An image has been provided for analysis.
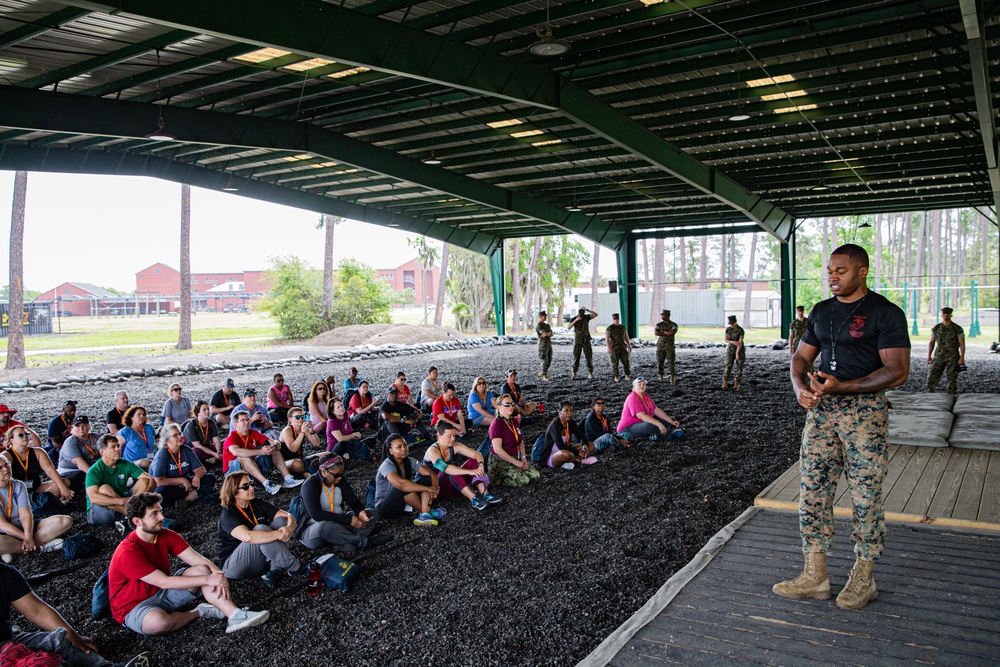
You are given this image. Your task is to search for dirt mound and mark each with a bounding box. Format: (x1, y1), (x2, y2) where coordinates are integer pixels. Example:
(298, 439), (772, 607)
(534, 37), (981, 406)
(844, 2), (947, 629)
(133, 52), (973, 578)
(310, 323), (465, 347)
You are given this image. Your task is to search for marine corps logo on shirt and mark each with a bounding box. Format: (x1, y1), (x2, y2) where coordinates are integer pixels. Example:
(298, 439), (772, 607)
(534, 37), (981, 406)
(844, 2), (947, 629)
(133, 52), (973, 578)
(849, 315), (867, 338)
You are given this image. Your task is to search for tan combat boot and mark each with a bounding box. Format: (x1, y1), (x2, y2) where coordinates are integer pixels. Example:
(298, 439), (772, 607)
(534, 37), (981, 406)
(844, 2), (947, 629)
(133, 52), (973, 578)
(670, 373), (676, 385)
(541, 374), (548, 381)
(836, 559), (877, 610)
(659, 373), (665, 381)
(625, 375), (632, 383)
(538, 371), (544, 378)
(588, 372), (594, 379)
(772, 552), (831, 600)
(734, 379), (741, 389)
(721, 379), (729, 389)
(613, 376), (621, 383)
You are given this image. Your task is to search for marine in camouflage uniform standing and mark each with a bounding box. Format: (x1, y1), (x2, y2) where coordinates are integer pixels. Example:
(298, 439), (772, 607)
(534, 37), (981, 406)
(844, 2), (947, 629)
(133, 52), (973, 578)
(604, 313), (632, 382)
(568, 306), (597, 380)
(654, 309), (679, 383)
(535, 311), (553, 381)
(774, 244), (910, 611)
(927, 307), (965, 394)
(789, 305), (808, 354)
(722, 315), (745, 389)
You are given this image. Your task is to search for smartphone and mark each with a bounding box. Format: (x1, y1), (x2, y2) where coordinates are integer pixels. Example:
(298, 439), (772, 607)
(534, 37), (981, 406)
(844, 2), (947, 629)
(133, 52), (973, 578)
(303, 414), (311, 422)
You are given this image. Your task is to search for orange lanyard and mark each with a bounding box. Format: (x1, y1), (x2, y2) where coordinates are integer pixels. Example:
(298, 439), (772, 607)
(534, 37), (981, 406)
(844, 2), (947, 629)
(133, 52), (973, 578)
(168, 448), (184, 475)
(197, 420), (211, 444)
(639, 393), (653, 413)
(78, 435), (97, 459)
(0, 483), (12, 519)
(502, 419), (521, 445)
(562, 421), (570, 445)
(234, 503), (257, 527)
(59, 414), (69, 431)
(10, 449), (29, 475)
(134, 426), (148, 446)
(323, 483), (337, 512)
(596, 413), (609, 432)
(235, 432), (252, 448)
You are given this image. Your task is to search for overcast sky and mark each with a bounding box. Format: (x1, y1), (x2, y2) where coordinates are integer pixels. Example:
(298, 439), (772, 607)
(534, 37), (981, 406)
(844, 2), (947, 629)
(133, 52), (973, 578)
(0, 170), (646, 293)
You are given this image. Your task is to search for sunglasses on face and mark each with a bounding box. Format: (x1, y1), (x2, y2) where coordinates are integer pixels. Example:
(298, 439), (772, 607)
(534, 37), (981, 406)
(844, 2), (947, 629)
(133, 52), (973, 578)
(499, 402), (514, 408)
(328, 473), (343, 481)
(595, 402), (606, 406)
(237, 483), (253, 491)
(14, 433), (28, 439)
(291, 415), (305, 421)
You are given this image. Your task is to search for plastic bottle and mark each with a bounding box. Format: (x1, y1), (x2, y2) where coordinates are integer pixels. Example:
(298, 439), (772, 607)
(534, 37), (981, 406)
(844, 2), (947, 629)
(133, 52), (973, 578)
(306, 561), (322, 597)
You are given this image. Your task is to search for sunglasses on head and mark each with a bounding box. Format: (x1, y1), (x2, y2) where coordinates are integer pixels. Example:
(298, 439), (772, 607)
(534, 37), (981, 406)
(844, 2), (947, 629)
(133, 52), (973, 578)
(237, 483), (253, 491)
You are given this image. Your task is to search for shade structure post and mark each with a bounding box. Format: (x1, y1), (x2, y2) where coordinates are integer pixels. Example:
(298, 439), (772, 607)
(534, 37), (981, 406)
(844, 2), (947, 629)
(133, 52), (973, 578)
(780, 234), (796, 339)
(616, 236), (638, 339)
(489, 244), (506, 336)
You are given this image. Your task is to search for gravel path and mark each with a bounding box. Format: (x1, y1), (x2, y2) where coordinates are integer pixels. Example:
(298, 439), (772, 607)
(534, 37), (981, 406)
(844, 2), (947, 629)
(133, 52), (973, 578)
(6, 343), (999, 666)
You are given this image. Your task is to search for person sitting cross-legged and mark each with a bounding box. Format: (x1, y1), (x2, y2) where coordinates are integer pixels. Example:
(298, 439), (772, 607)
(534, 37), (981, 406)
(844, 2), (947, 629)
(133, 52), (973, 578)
(0, 561), (152, 667)
(108, 492), (269, 636)
(0, 457), (71, 564)
(222, 413), (304, 496)
(216, 472), (306, 589)
(56, 415), (101, 492)
(277, 407), (317, 477)
(347, 381), (380, 430)
(616, 377), (681, 442)
(430, 383), (467, 437)
(298, 455), (391, 557)
(116, 405), (157, 471)
(182, 401), (223, 466)
(85, 435), (155, 526)
(373, 436), (442, 527)
(149, 424), (215, 509)
(535, 401), (597, 470)
(423, 422), (502, 512)
(583, 397), (630, 453)
(2, 426), (74, 504)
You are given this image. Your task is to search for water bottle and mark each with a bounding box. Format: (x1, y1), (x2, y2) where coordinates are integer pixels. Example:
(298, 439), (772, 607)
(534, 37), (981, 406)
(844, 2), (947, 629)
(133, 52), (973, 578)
(306, 561), (322, 597)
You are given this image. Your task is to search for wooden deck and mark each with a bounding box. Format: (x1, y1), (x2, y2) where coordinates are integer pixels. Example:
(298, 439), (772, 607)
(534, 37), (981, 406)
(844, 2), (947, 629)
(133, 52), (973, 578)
(755, 445), (1000, 531)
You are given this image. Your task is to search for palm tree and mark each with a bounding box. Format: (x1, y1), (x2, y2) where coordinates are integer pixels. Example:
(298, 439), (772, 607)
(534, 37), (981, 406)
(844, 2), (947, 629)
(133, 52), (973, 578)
(407, 236), (439, 324)
(5, 171), (27, 369)
(177, 184), (192, 350)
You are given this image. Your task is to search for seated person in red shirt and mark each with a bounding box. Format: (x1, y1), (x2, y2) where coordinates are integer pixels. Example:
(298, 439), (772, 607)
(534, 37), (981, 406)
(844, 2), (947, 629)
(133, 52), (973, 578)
(431, 383), (467, 437)
(0, 405), (40, 449)
(222, 413), (304, 496)
(108, 492), (269, 636)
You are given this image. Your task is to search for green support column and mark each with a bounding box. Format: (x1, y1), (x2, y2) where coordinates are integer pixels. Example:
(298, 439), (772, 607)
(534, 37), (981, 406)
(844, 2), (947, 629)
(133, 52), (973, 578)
(780, 234), (796, 338)
(616, 236), (638, 339)
(489, 244), (506, 336)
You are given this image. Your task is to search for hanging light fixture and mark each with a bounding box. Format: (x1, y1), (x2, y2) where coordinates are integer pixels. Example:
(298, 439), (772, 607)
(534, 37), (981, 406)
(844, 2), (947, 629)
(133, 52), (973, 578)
(423, 133), (441, 165)
(859, 220), (872, 228)
(528, 0), (570, 57)
(566, 180), (582, 211)
(728, 101), (750, 122)
(222, 175), (239, 192)
(811, 176), (830, 191)
(145, 50), (175, 141)
(728, 53), (750, 121)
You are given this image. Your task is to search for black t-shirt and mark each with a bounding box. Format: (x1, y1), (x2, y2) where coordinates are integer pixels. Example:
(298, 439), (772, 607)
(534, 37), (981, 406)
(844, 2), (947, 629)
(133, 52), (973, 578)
(0, 564), (32, 641)
(496, 382), (523, 406)
(182, 418), (219, 448)
(801, 291), (909, 383)
(216, 498), (279, 564)
(584, 411), (613, 442)
(210, 389), (238, 412)
(380, 400), (415, 422)
(106, 407), (125, 432)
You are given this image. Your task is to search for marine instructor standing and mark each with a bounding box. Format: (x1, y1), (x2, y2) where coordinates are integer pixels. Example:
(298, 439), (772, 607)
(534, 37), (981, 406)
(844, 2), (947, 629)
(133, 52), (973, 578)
(774, 244), (909, 611)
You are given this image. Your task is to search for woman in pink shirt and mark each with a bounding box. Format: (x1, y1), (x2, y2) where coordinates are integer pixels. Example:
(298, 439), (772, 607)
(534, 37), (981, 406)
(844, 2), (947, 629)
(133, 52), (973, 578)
(266, 373), (294, 425)
(616, 377), (680, 442)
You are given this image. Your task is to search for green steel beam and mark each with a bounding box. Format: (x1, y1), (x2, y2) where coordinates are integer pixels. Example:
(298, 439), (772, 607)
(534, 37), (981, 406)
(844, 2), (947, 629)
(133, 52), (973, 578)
(630, 224), (762, 241)
(0, 86), (622, 248)
(780, 234), (796, 339)
(489, 245), (506, 336)
(616, 237), (639, 339)
(0, 7), (90, 49)
(58, 0), (794, 240)
(16, 29), (195, 89)
(960, 0), (1000, 215)
(0, 143), (498, 254)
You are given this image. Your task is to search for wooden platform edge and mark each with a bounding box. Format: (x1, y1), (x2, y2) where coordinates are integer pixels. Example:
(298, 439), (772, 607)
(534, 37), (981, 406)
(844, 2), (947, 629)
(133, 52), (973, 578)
(576, 506), (763, 667)
(753, 497), (1000, 532)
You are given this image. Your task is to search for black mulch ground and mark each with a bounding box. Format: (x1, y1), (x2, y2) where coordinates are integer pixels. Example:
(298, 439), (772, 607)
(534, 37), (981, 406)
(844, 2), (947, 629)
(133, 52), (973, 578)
(6, 344), (998, 666)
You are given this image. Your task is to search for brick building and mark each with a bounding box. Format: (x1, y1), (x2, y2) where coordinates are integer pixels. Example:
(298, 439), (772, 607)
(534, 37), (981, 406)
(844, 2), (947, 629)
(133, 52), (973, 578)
(377, 258), (439, 306)
(135, 263), (269, 312)
(34, 282), (123, 317)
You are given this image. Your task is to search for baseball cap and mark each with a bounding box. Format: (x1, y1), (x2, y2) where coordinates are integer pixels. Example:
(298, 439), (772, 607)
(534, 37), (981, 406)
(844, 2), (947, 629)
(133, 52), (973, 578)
(387, 386), (399, 395)
(941, 307), (954, 314)
(225, 378), (236, 388)
(64, 400), (78, 406)
(0, 405), (16, 416)
(507, 369), (517, 377)
(73, 415), (90, 426)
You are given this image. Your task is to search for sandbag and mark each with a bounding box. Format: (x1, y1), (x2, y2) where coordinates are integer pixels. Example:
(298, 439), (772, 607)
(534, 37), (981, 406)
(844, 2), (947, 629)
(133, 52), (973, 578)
(952, 393), (1000, 416)
(885, 390), (954, 413)
(947, 414), (1000, 451)
(888, 411), (952, 448)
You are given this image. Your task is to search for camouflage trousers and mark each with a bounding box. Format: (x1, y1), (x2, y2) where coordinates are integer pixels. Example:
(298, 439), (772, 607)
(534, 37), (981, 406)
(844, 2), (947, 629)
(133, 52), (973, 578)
(487, 456), (540, 488)
(656, 344), (675, 376)
(927, 352), (959, 394)
(573, 338), (594, 373)
(724, 346), (745, 382)
(799, 391), (888, 561)
(538, 344), (552, 375)
(609, 348), (631, 378)
(790, 337), (802, 353)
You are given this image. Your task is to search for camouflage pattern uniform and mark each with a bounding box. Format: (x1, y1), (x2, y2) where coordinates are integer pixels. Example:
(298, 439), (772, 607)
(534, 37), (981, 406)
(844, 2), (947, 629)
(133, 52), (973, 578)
(927, 322), (964, 394)
(799, 392), (888, 560)
(789, 318), (808, 353)
(655, 318), (678, 377)
(488, 455), (540, 488)
(535, 320), (553, 376)
(605, 322), (631, 379)
(724, 324), (746, 383)
(572, 313), (595, 374)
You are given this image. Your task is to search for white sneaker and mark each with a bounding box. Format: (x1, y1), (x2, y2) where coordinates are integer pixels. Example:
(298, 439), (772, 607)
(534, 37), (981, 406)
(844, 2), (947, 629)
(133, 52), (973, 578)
(226, 608), (270, 633)
(282, 476), (304, 489)
(196, 603), (227, 620)
(264, 481), (281, 495)
(1, 554), (11, 564)
(39, 538), (64, 553)
(561, 462), (576, 470)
